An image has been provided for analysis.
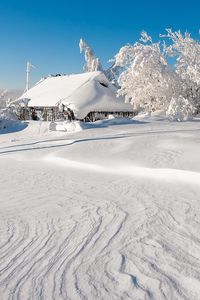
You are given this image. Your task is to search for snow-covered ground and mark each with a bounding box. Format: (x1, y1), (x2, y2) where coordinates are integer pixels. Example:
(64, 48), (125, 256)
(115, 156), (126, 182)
(0, 117), (200, 299)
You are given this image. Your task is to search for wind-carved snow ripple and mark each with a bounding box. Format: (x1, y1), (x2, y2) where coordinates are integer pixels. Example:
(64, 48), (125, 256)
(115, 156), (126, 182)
(106, 179), (200, 300)
(1, 172), (200, 299)
(0, 197), (129, 300)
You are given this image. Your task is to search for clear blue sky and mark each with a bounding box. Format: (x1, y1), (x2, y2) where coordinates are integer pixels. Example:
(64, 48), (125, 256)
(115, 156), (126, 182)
(0, 0), (199, 89)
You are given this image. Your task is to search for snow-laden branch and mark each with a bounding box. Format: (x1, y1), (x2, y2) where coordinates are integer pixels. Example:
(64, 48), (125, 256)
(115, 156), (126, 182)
(79, 38), (103, 72)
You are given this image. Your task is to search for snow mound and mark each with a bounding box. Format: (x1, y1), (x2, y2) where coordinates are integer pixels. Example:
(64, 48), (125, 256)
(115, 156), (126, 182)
(133, 110), (168, 122)
(50, 116), (142, 133)
(0, 108), (20, 131)
(49, 120), (84, 132)
(94, 115), (138, 126)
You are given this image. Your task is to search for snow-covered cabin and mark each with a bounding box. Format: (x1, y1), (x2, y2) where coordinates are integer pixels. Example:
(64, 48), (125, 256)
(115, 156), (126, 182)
(12, 71), (133, 121)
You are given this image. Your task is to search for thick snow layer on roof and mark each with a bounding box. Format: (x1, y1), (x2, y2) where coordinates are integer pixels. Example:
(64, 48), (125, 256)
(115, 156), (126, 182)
(16, 71), (133, 119)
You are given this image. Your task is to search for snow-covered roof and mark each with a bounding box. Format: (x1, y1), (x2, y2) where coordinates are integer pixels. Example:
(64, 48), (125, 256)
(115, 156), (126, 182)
(16, 71), (133, 119)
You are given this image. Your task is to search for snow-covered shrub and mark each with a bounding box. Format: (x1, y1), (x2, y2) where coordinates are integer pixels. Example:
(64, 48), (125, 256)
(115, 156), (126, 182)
(166, 96), (195, 121)
(0, 108), (20, 130)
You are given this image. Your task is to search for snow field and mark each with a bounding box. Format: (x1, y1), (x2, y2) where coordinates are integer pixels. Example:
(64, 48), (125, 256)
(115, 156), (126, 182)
(0, 119), (200, 299)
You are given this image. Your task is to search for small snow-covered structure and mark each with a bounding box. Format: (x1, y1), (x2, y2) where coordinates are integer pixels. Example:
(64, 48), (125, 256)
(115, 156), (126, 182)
(12, 71), (133, 121)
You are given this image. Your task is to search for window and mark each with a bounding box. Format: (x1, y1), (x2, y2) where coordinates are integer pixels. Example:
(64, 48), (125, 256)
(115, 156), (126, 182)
(99, 81), (108, 88)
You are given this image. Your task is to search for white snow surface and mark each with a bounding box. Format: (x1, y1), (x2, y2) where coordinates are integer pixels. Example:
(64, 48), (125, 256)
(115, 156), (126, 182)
(15, 72), (133, 119)
(0, 117), (200, 299)
(50, 120), (84, 132)
(49, 116), (135, 133)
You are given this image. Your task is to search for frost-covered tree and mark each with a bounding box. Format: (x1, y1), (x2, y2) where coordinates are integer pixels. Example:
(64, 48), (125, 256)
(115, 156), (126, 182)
(79, 38), (103, 72)
(0, 108), (20, 130)
(0, 89), (22, 108)
(166, 95), (195, 121)
(162, 29), (200, 112)
(112, 32), (181, 112)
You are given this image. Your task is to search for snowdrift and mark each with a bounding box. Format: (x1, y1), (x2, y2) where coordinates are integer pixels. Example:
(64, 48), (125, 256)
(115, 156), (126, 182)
(49, 120), (84, 132)
(50, 115), (143, 133)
